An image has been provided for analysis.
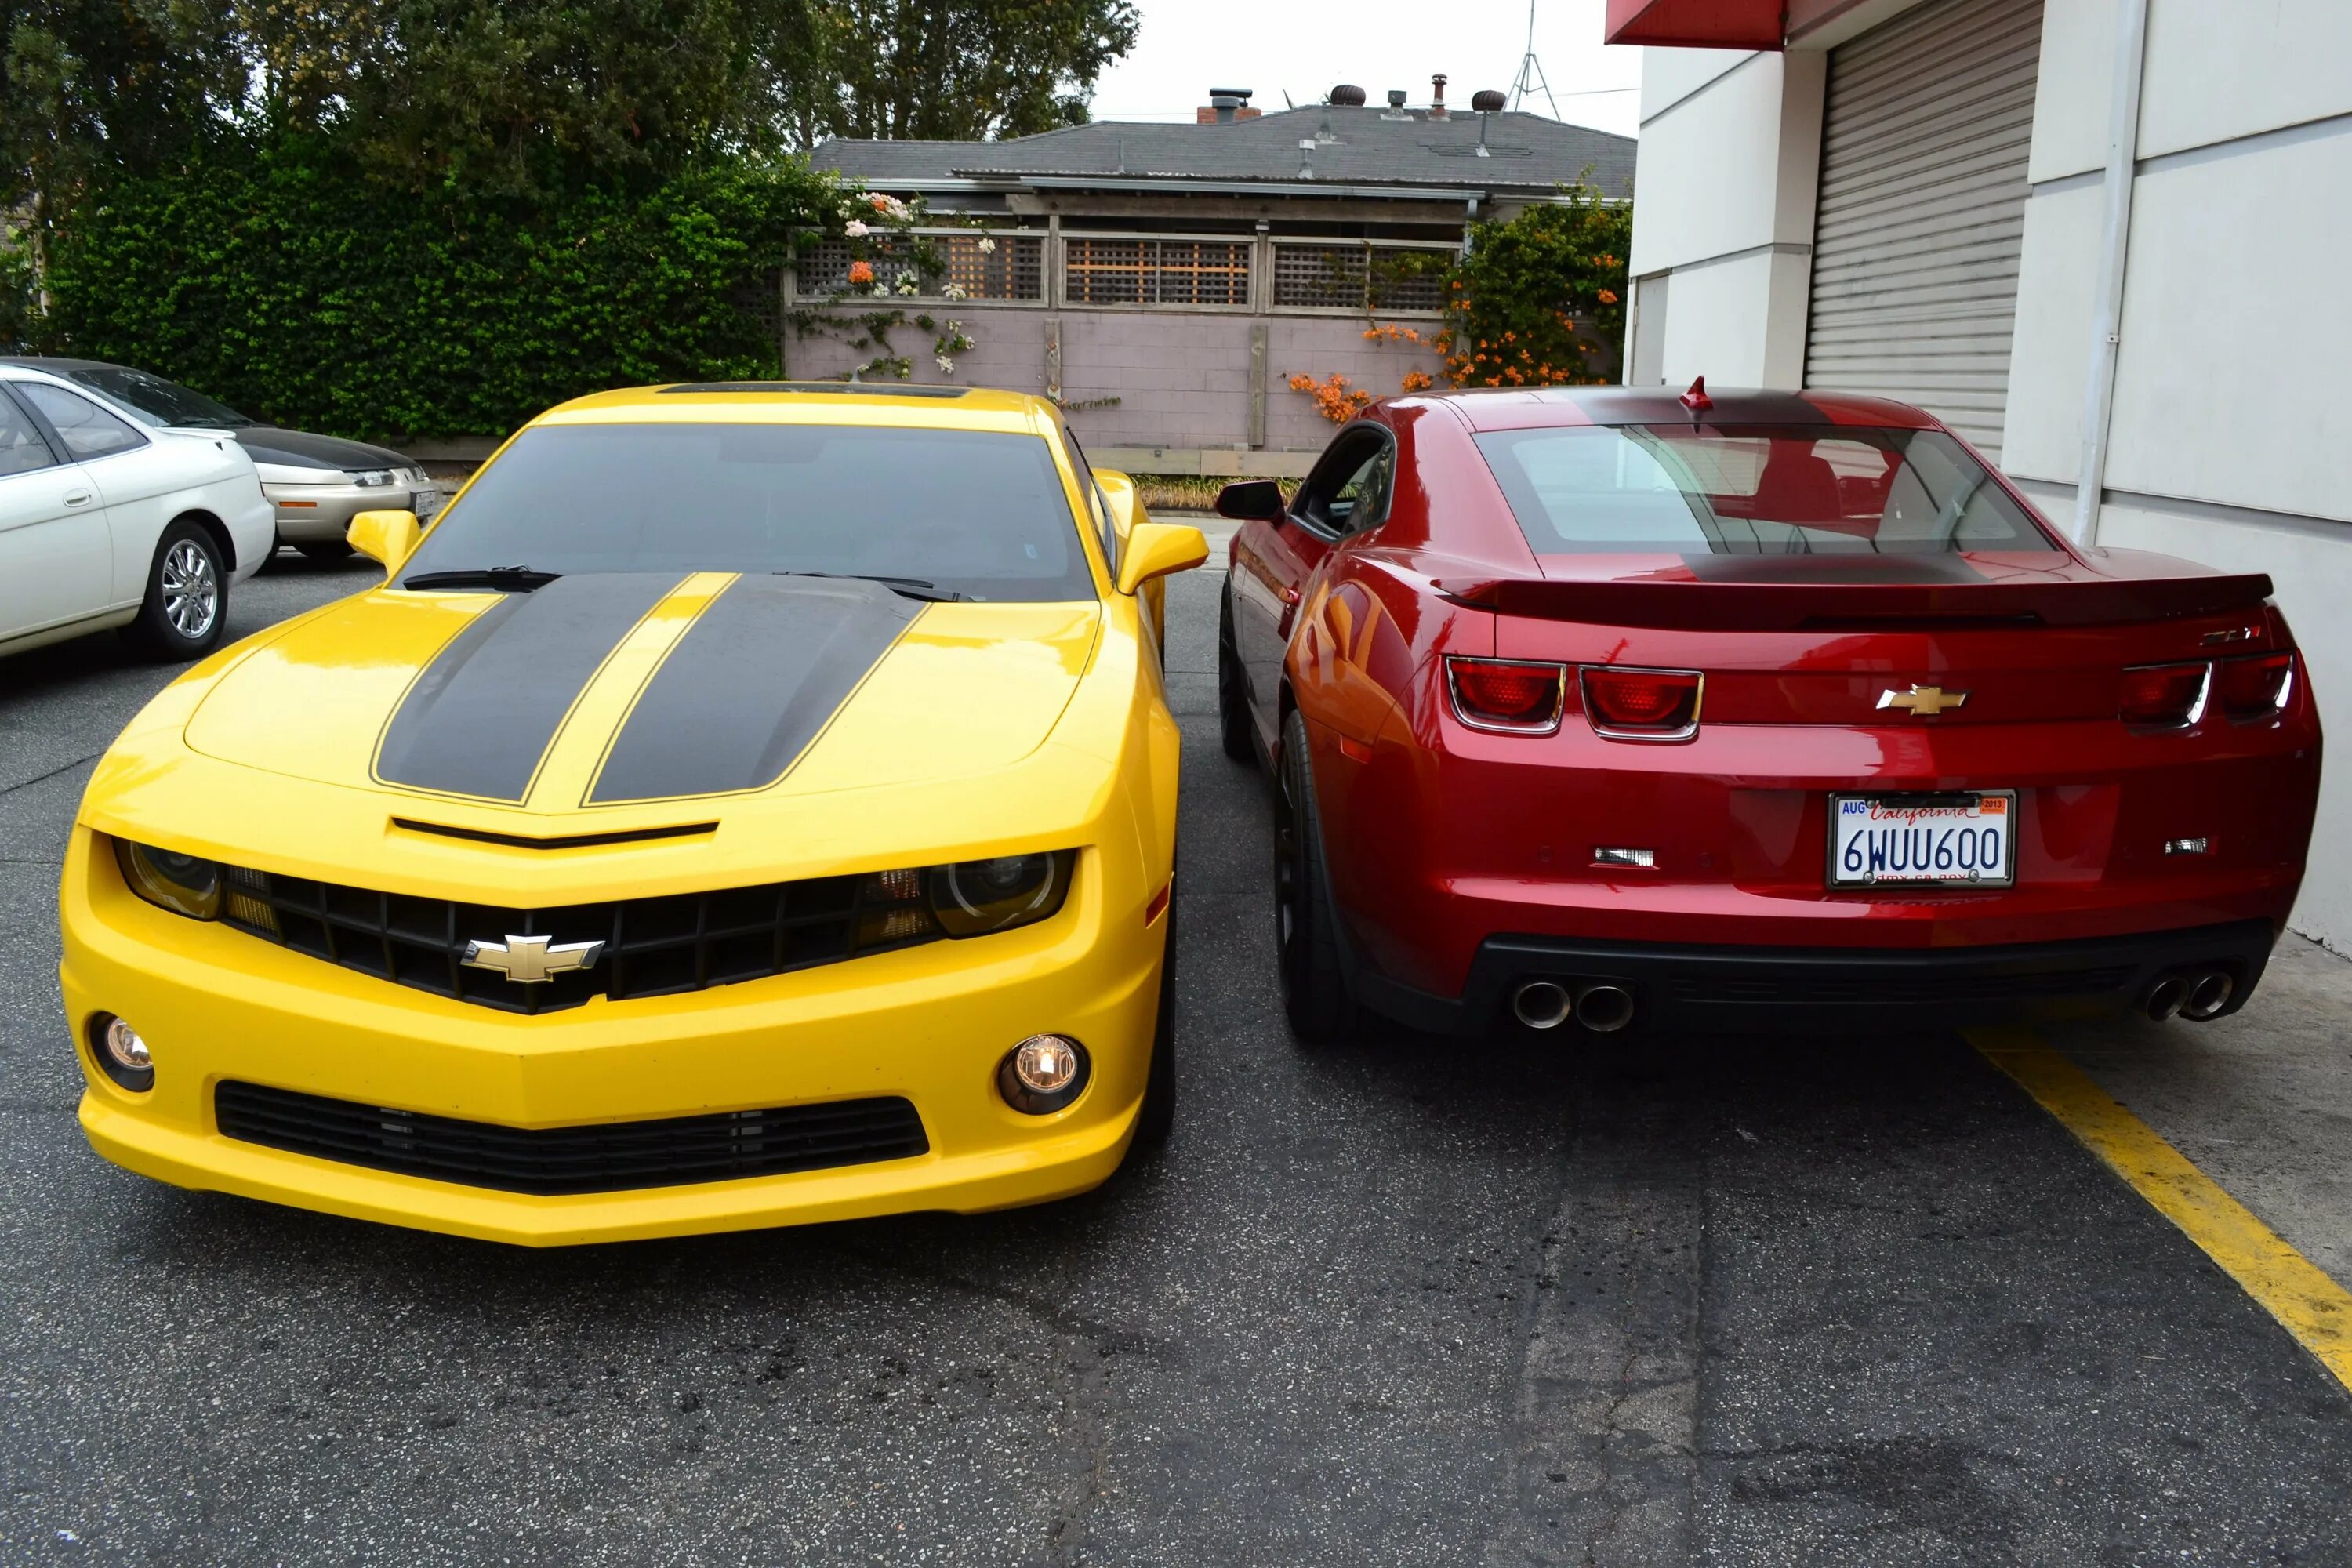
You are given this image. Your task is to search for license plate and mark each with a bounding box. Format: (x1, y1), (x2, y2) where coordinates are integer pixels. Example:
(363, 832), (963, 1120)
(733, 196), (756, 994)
(412, 489), (442, 517)
(1829, 792), (2015, 888)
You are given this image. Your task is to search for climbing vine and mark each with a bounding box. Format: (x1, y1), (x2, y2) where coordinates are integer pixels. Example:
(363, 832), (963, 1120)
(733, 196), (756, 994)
(1284, 180), (1632, 423)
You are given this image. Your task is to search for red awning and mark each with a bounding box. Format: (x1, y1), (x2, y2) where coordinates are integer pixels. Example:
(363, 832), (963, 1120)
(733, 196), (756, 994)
(1604, 0), (1787, 50)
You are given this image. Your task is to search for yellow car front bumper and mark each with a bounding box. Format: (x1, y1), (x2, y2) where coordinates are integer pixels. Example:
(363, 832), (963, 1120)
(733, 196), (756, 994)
(60, 833), (1163, 1246)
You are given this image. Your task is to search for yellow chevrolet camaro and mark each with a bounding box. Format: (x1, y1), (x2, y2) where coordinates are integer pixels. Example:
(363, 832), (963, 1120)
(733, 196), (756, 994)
(60, 383), (1208, 1244)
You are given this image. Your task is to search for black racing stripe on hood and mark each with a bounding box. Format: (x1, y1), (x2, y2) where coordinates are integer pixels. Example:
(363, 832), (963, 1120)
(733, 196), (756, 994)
(376, 573), (686, 802)
(587, 575), (920, 805)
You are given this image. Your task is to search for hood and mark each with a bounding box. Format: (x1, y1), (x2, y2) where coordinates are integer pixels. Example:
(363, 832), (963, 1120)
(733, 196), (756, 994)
(183, 572), (1101, 815)
(232, 426), (414, 473)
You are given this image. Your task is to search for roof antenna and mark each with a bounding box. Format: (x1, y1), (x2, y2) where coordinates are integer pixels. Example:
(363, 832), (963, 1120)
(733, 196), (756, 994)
(1679, 376), (1712, 413)
(1508, 0), (1561, 118)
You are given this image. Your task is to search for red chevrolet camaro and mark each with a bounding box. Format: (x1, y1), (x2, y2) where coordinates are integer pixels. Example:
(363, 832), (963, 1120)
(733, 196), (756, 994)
(1214, 383), (2321, 1040)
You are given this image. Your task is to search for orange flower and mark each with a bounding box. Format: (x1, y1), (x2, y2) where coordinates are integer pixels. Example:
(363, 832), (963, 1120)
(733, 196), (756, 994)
(1597, 289), (1619, 305)
(847, 260), (874, 285)
(1400, 370), (1434, 393)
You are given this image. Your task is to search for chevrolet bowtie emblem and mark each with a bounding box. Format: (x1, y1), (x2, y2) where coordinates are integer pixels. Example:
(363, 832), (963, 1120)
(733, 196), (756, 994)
(1877, 684), (1970, 717)
(463, 933), (605, 985)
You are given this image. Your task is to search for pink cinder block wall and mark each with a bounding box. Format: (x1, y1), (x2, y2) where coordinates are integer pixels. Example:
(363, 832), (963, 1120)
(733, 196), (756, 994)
(786, 307), (1444, 455)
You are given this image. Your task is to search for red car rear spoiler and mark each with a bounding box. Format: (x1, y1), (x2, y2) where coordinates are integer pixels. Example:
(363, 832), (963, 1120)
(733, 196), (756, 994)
(1435, 573), (2277, 632)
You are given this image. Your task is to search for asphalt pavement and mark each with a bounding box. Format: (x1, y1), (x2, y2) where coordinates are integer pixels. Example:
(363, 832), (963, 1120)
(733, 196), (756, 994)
(2, 546), (2349, 1565)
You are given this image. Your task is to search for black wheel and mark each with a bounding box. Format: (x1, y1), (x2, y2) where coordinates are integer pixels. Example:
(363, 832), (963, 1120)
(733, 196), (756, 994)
(1133, 897), (1177, 1147)
(294, 537), (354, 562)
(1217, 586), (1256, 764)
(1276, 707), (1358, 1044)
(122, 519), (227, 662)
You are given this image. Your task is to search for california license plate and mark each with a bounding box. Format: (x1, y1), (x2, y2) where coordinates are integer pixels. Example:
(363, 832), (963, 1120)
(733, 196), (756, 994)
(1829, 792), (2016, 887)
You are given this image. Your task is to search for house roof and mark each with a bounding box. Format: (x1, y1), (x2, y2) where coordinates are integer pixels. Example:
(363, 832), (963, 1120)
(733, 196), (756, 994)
(811, 105), (1635, 201)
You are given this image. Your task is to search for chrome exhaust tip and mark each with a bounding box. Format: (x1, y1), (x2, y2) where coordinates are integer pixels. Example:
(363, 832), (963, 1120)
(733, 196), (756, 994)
(1573, 983), (1635, 1034)
(1512, 981), (1573, 1030)
(2141, 975), (2187, 1022)
(2181, 969), (2237, 1022)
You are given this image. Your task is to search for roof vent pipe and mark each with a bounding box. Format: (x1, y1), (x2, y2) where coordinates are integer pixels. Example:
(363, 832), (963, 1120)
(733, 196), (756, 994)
(1472, 88), (1505, 156)
(1330, 84), (1367, 107)
(1430, 74), (1448, 119)
(1382, 89), (1411, 120)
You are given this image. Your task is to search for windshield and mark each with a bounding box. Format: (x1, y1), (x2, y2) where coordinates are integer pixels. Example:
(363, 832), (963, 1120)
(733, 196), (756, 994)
(64, 366), (252, 429)
(397, 422), (1098, 602)
(1474, 423), (2058, 555)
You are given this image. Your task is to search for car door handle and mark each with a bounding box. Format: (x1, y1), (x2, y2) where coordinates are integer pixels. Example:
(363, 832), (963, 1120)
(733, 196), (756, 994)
(1277, 585), (1301, 606)
(1276, 586), (1301, 638)
(64, 491), (93, 506)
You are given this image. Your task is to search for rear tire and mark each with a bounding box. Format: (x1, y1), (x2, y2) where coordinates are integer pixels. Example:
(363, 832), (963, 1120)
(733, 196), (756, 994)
(122, 520), (227, 662)
(1217, 588), (1256, 765)
(1276, 707), (1358, 1045)
(1133, 898), (1178, 1147)
(294, 538), (354, 562)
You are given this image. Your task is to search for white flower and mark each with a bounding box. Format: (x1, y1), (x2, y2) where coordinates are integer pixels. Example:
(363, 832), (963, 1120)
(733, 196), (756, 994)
(976, 235), (997, 254)
(942, 282), (968, 301)
(936, 355), (956, 374)
(844, 219), (869, 238)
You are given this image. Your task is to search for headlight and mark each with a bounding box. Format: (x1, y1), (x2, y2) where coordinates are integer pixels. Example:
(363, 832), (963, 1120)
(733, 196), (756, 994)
(114, 839), (222, 920)
(929, 851), (1074, 938)
(351, 469), (395, 488)
(848, 851), (1076, 948)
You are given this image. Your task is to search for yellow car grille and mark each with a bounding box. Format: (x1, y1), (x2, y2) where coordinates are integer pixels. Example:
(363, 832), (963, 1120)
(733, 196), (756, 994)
(215, 1080), (930, 1193)
(217, 865), (942, 1014)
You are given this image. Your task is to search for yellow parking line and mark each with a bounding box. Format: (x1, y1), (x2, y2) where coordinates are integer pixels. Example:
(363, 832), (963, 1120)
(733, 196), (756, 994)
(1969, 1026), (2352, 1392)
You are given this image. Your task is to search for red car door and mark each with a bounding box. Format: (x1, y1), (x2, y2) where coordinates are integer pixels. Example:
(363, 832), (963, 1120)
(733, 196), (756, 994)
(1229, 426), (1396, 746)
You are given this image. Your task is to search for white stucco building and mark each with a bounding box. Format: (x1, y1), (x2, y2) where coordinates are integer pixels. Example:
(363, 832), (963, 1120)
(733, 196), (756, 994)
(1613, 0), (2352, 949)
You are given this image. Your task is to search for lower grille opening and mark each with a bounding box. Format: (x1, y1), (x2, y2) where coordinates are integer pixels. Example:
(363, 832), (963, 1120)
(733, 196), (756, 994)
(215, 1081), (929, 1196)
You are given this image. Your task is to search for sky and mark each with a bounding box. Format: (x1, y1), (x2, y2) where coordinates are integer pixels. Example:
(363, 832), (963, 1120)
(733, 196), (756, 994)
(1085, 0), (1645, 138)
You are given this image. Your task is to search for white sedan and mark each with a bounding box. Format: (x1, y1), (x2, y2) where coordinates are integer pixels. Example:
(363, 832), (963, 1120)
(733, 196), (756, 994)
(0, 365), (274, 662)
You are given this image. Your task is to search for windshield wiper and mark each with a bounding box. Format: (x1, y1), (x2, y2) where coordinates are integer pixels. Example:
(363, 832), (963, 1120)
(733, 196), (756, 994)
(402, 566), (562, 593)
(774, 570), (963, 602)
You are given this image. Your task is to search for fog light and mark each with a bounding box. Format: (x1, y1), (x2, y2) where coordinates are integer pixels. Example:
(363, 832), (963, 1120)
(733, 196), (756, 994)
(2165, 837), (2212, 856)
(90, 1014), (154, 1092)
(997, 1033), (1090, 1115)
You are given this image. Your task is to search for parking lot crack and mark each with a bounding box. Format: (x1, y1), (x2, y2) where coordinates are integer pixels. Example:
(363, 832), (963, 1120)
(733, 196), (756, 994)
(0, 752), (103, 797)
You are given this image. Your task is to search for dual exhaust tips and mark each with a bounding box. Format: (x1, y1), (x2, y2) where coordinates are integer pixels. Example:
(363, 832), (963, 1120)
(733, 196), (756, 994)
(1512, 980), (1635, 1033)
(2140, 968), (2237, 1024)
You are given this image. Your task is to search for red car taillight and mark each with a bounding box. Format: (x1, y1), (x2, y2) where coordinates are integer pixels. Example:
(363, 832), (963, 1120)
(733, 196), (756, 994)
(2119, 662), (2210, 728)
(1581, 666), (1704, 741)
(1446, 657), (1566, 734)
(2215, 652), (2295, 721)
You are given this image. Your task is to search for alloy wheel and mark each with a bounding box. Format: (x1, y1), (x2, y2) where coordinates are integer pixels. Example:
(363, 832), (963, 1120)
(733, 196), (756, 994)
(161, 540), (220, 640)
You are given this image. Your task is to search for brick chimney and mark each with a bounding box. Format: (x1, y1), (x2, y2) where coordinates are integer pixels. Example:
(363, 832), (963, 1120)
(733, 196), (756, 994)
(1430, 74), (1449, 120)
(1198, 87), (1262, 123)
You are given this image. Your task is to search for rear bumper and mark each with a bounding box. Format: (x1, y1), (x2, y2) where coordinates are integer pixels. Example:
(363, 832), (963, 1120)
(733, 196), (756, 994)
(1356, 919), (2279, 1036)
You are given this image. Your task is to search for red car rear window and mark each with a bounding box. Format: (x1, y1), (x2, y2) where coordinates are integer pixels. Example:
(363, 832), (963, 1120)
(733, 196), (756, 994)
(1472, 423), (2060, 555)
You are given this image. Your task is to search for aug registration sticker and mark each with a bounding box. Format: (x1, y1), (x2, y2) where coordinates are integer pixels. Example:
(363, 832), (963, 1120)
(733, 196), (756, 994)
(1828, 792), (2016, 888)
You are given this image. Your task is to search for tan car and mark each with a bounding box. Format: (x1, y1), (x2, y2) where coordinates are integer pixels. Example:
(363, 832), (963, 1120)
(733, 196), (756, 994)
(1, 358), (443, 561)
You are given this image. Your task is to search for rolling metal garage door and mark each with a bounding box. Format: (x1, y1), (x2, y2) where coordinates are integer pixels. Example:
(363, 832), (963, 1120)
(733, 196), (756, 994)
(1804, 0), (2042, 461)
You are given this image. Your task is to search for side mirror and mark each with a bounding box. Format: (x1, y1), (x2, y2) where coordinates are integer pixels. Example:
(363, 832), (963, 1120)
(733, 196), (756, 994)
(1092, 468), (1143, 542)
(348, 509), (421, 575)
(1214, 479), (1287, 522)
(1116, 522), (1210, 596)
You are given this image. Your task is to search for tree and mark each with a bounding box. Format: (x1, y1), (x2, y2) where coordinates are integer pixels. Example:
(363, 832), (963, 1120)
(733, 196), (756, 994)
(759, 0), (1139, 145)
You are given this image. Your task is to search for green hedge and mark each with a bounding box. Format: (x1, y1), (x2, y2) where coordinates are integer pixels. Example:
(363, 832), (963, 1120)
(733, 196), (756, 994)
(43, 140), (835, 443)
